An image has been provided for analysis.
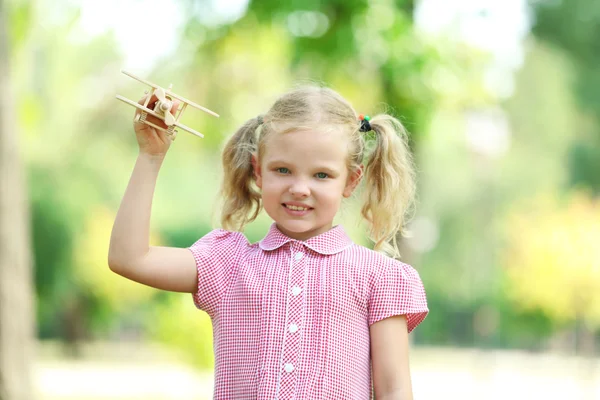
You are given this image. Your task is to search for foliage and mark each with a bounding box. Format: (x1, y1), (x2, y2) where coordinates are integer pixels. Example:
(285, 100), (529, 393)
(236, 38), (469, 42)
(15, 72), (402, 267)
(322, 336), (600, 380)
(531, 0), (600, 194)
(146, 293), (215, 369)
(502, 191), (600, 329)
(182, 0), (440, 146)
(410, 35), (597, 347)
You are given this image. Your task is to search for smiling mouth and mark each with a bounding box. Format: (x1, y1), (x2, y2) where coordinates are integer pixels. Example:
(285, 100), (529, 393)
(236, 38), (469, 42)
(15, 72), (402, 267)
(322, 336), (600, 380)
(283, 204), (313, 211)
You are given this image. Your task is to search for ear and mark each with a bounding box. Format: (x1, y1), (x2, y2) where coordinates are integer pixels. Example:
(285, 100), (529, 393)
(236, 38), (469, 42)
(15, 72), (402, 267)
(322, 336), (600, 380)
(251, 153), (263, 189)
(343, 165), (363, 198)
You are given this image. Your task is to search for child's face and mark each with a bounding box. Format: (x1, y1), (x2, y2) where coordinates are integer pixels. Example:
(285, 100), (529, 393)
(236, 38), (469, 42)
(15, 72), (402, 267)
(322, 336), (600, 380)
(253, 128), (361, 241)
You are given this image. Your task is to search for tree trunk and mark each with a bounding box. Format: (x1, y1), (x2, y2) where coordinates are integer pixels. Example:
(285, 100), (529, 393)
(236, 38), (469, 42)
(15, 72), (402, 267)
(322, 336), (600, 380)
(0, 0), (35, 399)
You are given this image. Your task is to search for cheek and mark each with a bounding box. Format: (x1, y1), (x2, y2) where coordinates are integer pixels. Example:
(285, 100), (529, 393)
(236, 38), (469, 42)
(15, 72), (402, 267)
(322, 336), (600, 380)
(260, 176), (286, 198)
(321, 182), (346, 204)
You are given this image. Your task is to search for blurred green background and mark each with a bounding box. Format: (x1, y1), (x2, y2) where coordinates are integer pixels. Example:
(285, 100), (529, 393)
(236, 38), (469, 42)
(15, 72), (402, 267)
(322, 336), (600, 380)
(2, 0), (600, 399)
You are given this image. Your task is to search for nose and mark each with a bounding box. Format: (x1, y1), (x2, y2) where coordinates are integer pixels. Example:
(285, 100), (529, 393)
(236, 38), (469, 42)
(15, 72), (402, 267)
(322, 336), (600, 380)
(289, 178), (310, 198)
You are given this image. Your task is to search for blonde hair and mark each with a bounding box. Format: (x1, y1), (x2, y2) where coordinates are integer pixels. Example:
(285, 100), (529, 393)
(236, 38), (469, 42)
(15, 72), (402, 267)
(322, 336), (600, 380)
(220, 85), (416, 258)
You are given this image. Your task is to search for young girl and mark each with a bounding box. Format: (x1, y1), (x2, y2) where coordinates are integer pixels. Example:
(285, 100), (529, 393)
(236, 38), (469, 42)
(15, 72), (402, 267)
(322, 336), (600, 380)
(109, 85), (428, 399)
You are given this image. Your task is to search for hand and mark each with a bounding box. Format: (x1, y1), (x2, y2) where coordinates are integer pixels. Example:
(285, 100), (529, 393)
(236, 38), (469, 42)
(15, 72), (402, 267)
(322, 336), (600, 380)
(133, 93), (180, 157)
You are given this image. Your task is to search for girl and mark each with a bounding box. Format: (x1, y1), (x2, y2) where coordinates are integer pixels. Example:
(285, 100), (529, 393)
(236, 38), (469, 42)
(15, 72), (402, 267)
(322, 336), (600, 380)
(109, 85), (428, 399)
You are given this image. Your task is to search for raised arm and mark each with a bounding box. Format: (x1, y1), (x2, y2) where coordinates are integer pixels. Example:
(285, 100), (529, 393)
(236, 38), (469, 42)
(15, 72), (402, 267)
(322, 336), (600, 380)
(108, 95), (197, 293)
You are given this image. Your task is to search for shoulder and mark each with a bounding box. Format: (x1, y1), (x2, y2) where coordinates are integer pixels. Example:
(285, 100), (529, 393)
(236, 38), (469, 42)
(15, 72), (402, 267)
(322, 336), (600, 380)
(190, 228), (249, 246)
(189, 229), (251, 259)
(341, 243), (421, 282)
(342, 243), (398, 269)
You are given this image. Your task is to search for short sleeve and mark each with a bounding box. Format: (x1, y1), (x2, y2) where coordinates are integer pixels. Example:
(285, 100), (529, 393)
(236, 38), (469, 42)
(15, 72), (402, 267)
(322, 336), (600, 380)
(188, 229), (248, 317)
(368, 261), (429, 332)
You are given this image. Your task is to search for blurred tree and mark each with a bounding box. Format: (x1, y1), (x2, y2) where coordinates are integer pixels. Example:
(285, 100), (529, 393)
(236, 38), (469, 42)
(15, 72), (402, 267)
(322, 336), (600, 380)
(14, 2), (142, 350)
(0, 0), (35, 397)
(182, 0), (438, 145)
(496, 39), (591, 349)
(503, 192), (600, 354)
(148, 294), (215, 369)
(72, 206), (159, 338)
(271, 0), (435, 136)
(531, 0), (600, 194)
(412, 36), (582, 347)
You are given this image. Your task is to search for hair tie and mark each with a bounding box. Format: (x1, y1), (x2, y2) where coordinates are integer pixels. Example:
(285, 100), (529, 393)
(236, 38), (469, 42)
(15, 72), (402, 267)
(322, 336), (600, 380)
(359, 114), (372, 132)
(257, 115), (264, 125)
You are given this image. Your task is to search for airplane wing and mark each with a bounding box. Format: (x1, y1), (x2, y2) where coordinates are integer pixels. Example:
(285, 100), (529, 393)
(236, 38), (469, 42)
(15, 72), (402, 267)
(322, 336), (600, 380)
(121, 70), (162, 91)
(173, 122), (205, 138)
(164, 92), (219, 117)
(121, 70), (219, 118)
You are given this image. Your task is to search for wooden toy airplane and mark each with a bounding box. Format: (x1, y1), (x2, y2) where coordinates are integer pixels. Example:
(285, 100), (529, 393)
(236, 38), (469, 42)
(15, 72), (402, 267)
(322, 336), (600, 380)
(115, 70), (219, 139)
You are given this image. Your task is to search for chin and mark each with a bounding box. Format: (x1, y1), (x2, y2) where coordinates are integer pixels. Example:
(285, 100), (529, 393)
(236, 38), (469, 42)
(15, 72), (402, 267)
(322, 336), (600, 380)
(278, 220), (315, 233)
(278, 220), (332, 239)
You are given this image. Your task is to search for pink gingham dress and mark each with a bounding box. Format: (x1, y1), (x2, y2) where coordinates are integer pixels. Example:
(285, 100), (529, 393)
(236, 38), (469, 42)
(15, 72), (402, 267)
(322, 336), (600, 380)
(189, 223), (428, 399)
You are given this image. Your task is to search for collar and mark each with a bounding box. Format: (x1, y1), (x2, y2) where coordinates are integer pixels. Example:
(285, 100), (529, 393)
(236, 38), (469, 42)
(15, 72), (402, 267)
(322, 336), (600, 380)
(258, 223), (354, 255)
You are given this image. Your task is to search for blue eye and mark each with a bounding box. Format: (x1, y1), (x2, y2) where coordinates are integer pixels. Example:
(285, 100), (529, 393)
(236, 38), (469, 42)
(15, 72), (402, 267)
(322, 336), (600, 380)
(277, 167), (290, 174)
(315, 172), (329, 179)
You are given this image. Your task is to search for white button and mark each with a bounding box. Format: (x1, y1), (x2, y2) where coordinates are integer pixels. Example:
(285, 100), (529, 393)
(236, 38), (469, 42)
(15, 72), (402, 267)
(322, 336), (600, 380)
(289, 324), (299, 333)
(284, 363), (295, 373)
(292, 286), (302, 296)
(294, 252), (304, 261)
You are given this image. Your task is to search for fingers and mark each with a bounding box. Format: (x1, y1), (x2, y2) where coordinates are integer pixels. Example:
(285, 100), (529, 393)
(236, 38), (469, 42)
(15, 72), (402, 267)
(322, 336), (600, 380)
(170, 99), (180, 115)
(137, 92), (156, 106)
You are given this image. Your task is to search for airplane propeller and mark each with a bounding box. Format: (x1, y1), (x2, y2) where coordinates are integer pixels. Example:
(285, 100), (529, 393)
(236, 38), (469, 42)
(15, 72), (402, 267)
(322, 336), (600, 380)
(153, 87), (176, 126)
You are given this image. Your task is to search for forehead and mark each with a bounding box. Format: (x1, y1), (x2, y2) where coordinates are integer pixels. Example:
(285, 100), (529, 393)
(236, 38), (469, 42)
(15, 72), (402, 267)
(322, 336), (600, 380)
(261, 128), (349, 165)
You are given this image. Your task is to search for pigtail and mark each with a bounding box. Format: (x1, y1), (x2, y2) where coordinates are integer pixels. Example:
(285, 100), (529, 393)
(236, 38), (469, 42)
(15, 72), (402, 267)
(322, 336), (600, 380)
(220, 116), (263, 231)
(361, 115), (416, 258)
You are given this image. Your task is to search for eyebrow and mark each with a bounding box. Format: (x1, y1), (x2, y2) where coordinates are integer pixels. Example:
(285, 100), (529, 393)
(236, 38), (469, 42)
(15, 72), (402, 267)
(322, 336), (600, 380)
(265, 160), (341, 174)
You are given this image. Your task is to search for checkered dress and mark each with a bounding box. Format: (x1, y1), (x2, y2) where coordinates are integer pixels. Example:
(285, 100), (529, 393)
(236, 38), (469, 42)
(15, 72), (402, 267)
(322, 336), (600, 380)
(189, 224), (428, 399)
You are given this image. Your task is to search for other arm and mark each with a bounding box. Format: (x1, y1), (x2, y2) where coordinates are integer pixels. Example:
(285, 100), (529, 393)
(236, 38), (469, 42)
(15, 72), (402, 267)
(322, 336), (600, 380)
(370, 315), (413, 400)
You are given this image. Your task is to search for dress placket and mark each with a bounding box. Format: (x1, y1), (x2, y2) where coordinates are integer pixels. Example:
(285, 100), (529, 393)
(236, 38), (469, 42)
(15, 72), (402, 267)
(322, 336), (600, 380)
(277, 243), (306, 399)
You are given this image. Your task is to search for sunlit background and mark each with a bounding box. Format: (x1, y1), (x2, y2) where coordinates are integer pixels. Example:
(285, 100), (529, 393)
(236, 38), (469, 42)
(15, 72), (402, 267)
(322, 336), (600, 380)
(1, 0), (600, 399)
